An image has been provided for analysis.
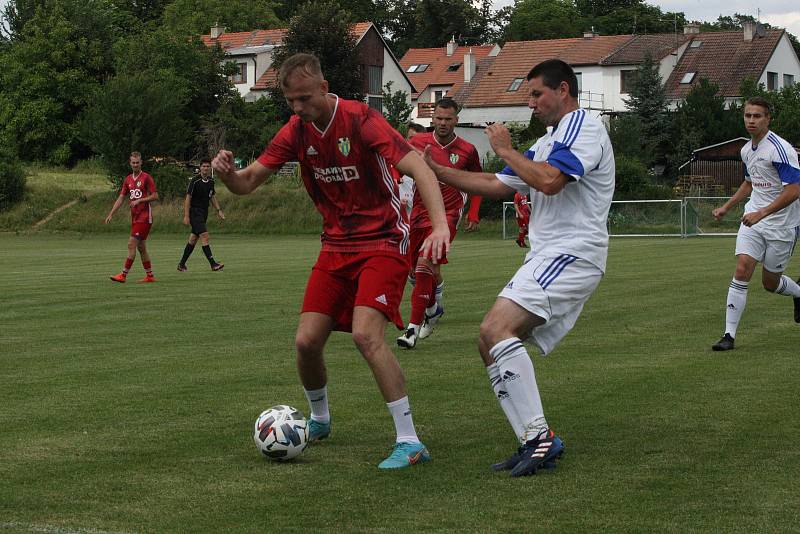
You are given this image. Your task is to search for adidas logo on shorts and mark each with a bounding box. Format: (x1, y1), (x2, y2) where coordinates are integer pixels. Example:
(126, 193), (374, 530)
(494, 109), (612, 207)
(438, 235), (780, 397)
(375, 294), (388, 305)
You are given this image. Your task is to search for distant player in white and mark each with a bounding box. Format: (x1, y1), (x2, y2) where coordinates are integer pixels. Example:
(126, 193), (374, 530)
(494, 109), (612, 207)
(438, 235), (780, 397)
(423, 59), (614, 477)
(710, 96), (800, 351)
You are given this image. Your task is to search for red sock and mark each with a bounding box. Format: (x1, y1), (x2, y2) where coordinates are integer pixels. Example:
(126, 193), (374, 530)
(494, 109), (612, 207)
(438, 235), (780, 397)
(123, 258), (134, 273)
(410, 266), (435, 326)
(142, 261), (152, 275)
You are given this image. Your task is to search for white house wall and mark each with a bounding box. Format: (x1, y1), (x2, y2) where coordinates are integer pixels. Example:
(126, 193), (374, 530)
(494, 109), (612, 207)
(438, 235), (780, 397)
(760, 34), (800, 89)
(382, 48), (413, 104)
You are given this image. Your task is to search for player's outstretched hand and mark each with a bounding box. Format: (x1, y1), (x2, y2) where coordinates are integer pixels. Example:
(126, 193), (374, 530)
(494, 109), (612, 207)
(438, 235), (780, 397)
(712, 207), (726, 221)
(212, 150), (236, 175)
(217, 210), (226, 220)
(420, 226), (450, 264)
(104, 214), (112, 224)
(422, 146), (443, 176)
(486, 123), (513, 156)
(183, 216), (190, 226)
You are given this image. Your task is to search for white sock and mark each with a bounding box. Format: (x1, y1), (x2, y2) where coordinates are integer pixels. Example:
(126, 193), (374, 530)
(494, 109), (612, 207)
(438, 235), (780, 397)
(435, 281), (444, 306)
(304, 386), (330, 423)
(387, 396), (420, 444)
(487, 363), (525, 444)
(425, 303), (438, 316)
(406, 323), (419, 333)
(775, 275), (800, 297)
(490, 338), (548, 442)
(725, 279), (748, 338)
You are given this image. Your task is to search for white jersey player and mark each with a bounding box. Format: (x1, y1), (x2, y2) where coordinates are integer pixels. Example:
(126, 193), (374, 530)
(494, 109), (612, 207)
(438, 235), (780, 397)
(423, 59), (614, 477)
(711, 97), (800, 351)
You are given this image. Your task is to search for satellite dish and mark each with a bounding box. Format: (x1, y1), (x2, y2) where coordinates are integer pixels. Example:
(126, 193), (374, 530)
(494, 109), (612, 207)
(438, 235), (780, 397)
(755, 23), (767, 38)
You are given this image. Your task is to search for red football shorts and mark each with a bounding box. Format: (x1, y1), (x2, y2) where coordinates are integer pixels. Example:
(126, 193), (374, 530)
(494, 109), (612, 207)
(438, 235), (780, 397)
(302, 251), (408, 332)
(408, 222), (458, 269)
(130, 222), (152, 241)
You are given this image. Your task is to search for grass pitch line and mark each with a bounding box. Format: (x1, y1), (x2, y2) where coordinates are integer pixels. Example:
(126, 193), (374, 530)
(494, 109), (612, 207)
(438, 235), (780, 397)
(31, 197), (84, 229)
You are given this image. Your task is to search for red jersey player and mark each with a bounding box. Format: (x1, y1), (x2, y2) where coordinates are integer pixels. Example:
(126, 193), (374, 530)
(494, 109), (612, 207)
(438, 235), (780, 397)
(514, 192), (531, 248)
(396, 98), (482, 349)
(211, 53), (449, 470)
(105, 151), (159, 283)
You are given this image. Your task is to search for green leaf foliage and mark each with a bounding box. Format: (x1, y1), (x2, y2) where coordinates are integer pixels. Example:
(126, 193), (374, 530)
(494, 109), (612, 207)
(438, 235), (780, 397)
(160, 0), (281, 36)
(201, 94), (283, 163)
(0, 141), (26, 210)
(79, 72), (192, 185)
(381, 81), (413, 129)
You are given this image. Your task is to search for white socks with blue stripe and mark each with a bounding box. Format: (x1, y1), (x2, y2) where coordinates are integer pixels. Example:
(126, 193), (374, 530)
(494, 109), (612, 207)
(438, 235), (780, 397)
(725, 279), (748, 338)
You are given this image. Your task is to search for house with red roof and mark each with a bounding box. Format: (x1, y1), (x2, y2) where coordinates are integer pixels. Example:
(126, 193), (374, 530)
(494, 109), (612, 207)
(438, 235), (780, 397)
(201, 22), (413, 111)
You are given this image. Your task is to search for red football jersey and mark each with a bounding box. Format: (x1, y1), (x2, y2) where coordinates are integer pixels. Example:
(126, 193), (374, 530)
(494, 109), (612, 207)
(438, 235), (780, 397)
(258, 96), (411, 254)
(409, 133), (481, 228)
(119, 171), (156, 224)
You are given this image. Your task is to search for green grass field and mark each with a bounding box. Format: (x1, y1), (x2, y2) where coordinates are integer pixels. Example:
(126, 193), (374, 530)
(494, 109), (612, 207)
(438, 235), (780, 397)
(2, 234), (799, 533)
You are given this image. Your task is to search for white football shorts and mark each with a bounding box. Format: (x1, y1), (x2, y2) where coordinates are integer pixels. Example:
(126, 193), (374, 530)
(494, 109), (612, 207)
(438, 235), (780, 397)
(499, 251), (603, 356)
(735, 223), (799, 273)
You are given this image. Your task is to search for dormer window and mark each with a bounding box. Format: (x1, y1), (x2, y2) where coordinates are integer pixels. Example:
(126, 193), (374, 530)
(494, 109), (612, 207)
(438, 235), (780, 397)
(447, 62), (462, 72)
(680, 72), (696, 84)
(406, 64), (429, 73)
(507, 78), (524, 92)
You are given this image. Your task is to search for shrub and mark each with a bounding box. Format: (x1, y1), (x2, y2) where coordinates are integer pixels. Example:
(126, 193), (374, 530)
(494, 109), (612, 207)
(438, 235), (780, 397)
(151, 163), (191, 201)
(614, 155), (672, 200)
(0, 145), (26, 210)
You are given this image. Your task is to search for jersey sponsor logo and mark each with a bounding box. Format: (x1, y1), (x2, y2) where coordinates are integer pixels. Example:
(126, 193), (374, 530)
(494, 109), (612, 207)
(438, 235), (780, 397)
(129, 189), (143, 200)
(313, 166), (360, 183)
(337, 137), (351, 157)
(307, 145), (318, 156)
(449, 153), (459, 165)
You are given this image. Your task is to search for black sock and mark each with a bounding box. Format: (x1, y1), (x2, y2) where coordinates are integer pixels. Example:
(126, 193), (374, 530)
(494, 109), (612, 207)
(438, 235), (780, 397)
(179, 243), (195, 265)
(202, 245), (215, 264)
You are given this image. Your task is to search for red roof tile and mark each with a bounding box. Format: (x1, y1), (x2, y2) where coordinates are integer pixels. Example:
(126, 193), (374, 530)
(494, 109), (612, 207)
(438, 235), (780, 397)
(399, 45), (498, 97)
(665, 29), (784, 99)
(463, 35), (632, 108)
(602, 33), (690, 65)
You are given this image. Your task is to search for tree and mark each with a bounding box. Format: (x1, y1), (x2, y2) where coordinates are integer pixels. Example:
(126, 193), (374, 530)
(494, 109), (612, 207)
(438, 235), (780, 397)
(381, 81), (413, 129)
(269, 0), (362, 119)
(201, 94), (283, 162)
(0, 0), (122, 163)
(79, 72), (192, 183)
(623, 52), (669, 167)
(503, 0), (581, 41)
(575, 0), (684, 35)
(161, 0), (281, 37)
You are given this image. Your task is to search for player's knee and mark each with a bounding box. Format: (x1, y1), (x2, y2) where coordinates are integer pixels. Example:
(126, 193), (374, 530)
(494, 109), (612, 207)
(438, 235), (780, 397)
(295, 331), (325, 357)
(479, 316), (503, 350)
(351, 328), (382, 356)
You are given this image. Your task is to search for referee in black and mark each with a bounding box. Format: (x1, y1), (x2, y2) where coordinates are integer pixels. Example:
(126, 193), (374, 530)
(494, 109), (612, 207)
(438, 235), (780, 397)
(177, 158), (225, 271)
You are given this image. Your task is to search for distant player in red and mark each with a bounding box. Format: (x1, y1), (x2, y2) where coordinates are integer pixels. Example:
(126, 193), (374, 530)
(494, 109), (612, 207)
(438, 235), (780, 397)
(105, 151), (158, 283)
(514, 192), (531, 248)
(397, 98), (482, 349)
(211, 53), (449, 470)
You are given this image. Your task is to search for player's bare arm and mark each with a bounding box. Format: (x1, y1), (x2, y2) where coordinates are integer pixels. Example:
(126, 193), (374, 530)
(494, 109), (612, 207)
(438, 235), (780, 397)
(742, 182), (800, 227)
(131, 192), (158, 208)
(212, 150), (275, 195)
(104, 195), (124, 224)
(713, 181), (753, 220)
(211, 195), (225, 220)
(396, 150), (450, 262)
(423, 146), (513, 199)
(487, 123), (569, 195)
(183, 194), (191, 225)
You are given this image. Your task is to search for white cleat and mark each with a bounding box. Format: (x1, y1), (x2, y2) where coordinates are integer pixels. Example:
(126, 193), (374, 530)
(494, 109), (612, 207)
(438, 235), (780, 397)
(396, 327), (417, 349)
(418, 305), (444, 339)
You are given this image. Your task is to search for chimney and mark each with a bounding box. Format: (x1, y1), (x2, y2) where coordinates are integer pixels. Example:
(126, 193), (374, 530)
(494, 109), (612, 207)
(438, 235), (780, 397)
(446, 36), (456, 57)
(211, 23), (225, 39)
(464, 48), (476, 83)
(683, 23), (700, 35)
(743, 20), (756, 41)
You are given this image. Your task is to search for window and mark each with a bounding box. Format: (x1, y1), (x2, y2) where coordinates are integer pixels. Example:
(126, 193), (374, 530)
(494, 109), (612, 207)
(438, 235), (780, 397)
(507, 78), (524, 92)
(690, 40), (702, 48)
(785, 74), (796, 87)
(767, 71), (778, 91)
(367, 65), (382, 95)
(433, 90), (446, 103)
(406, 64), (429, 73)
(680, 72), (696, 84)
(230, 62), (247, 84)
(446, 62), (462, 72)
(620, 69), (636, 93)
(575, 72), (582, 93)
(368, 96), (383, 111)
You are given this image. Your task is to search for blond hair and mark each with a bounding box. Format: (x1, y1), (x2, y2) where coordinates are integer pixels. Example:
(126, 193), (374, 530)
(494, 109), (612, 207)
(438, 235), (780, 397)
(278, 53), (323, 87)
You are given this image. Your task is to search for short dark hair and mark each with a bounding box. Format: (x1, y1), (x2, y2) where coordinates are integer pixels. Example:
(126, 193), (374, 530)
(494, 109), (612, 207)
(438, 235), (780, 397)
(527, 59), (579, 98)
(435, 97), (459, 112)
(745, 96), (772, 117)
(407, 122), (426, 134)
(278, 53), (323, 87)
(200, 158), (212, 165)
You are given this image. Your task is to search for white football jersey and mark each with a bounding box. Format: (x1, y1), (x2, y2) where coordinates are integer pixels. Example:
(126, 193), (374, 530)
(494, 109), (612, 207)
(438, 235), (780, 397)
(741, 131), (800, 229)
(496, 109), (615, 272)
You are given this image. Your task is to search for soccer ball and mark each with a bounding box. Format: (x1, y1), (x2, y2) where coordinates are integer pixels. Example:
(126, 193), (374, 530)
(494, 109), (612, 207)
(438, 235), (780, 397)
(253, 405), (309, 461)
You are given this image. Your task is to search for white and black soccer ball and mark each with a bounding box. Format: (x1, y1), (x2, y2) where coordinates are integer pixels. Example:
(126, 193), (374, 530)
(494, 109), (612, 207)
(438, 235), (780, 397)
(253, 405), (309, 461)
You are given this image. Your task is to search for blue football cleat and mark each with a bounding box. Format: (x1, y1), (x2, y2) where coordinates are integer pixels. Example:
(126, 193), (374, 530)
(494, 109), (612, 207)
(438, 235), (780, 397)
(378, 441), (431, 469)
(509, 430), (565, 477)
(307, 418), (331, 443)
